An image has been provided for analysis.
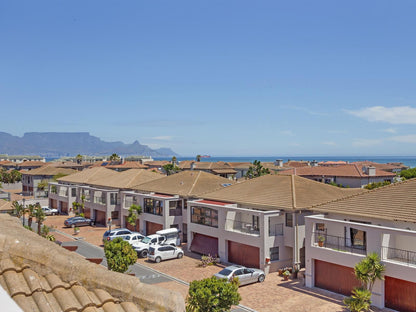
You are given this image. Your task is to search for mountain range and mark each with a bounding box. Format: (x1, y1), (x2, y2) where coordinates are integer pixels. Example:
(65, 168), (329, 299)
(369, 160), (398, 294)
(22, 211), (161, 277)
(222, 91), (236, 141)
(0, 132), (178, 157)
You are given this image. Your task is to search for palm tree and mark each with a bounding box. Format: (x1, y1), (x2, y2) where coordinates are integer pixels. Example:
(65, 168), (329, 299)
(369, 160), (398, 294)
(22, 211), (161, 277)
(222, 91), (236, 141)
(34, 204), (46, 235)
(75, 154), (83, 164)
(171, 156), (177, 165)
(12, 201), (25, 225)
(26, 204), (35, 229)
(354, 252), (385, 292)
(196, 155), (201, 162)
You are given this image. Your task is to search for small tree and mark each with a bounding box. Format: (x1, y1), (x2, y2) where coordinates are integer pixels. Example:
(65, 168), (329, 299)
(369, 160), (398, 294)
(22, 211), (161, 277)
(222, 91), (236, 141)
(162, 163), (180, 176)
(127, 204), (142, 227)
(109, 153), (121, 162)
(186, 277), (241, 312)
(104, 237), (137, 273)
(344, 288), (372, 312)
(37, 180), (49, 191)
(12, 201), (25, 225)
(26, 204), (36, 228)
(196, 155), (201, 162)
(75, 154), (83, 164)
(399, 167), (416, 180)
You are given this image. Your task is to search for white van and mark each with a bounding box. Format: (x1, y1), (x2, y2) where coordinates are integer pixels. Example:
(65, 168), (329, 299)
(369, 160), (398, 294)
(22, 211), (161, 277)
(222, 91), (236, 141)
(134, 228), (181, 257)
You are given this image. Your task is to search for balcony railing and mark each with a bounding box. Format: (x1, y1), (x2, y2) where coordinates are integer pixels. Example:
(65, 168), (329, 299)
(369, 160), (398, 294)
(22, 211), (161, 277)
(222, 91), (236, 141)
(225, 219), (260, 236)
(313, 232), (367, 255)
(94, 196), (106, 205)
(382, 246), (416, 266)
(269, 223), (284, 236)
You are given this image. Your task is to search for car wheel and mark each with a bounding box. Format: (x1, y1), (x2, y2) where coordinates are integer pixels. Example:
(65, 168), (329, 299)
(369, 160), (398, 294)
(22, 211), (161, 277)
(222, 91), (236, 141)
(155, 257), (161, 263)
(258, 274), (265, 283)
(177, 252), (183, 259)
(140, 250), (148, 258)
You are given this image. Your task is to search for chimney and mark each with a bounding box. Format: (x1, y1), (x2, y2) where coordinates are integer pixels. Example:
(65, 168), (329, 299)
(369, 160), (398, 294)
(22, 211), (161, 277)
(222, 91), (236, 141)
(311, 160), (318, 167)
(190, 162), (195, 170)
(274, 159), (283, 167)
(367, 166), (376, 176)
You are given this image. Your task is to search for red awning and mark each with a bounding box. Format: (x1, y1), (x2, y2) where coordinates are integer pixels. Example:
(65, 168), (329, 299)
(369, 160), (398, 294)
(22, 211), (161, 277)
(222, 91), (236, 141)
(190, 233), (218, 257)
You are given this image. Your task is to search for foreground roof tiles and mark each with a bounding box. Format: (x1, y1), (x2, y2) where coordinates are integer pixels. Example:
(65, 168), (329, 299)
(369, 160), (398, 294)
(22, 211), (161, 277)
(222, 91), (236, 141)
(0, 214), (184, 312)
(311, 177), (416, 223)
(200, 174), (363, 210)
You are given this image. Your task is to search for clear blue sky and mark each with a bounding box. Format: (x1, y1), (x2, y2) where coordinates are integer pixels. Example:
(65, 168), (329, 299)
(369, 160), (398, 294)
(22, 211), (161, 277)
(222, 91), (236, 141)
(1, 1), (416, 156)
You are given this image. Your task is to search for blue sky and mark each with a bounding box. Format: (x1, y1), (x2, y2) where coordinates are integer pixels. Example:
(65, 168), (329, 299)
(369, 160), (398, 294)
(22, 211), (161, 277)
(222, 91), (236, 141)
(1, 1), (416, 156)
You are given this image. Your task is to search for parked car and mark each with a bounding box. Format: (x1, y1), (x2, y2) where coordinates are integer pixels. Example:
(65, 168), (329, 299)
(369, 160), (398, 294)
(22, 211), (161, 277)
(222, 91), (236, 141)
(102, 228), (133, 243)
(42, 206), (59, 216)
(148, 244), (184, 263)
(134, 228), (181, 258)
(214, 265), (265, 286)
(122, 233), (145, 246)
(64, 216), (94, 228)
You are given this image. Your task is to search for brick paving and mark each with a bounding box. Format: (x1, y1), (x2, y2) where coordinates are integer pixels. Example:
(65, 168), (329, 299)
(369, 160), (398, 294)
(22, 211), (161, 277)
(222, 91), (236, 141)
(43, 215), (391, 312)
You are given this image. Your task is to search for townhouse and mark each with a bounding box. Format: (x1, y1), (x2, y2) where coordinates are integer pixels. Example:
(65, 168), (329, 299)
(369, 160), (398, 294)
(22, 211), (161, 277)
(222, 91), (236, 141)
(49, 167), (162, 224)
(305, 178), (416, 312)
(187, 174), (362, 274)
(22, 165), (76, 198)
(120, 171), (234, 242)
(280, 163), (396, 188)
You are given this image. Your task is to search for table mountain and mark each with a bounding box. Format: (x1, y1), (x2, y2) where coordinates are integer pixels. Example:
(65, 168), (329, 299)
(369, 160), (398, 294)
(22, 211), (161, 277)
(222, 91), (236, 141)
(0, 132), (178, 157)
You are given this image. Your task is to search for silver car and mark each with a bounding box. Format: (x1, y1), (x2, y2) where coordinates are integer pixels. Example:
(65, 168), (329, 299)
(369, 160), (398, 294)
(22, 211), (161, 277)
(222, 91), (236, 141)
(122, 233), (145, 246)
(214, 265), (265, 286)
(147, 244), (184, 263)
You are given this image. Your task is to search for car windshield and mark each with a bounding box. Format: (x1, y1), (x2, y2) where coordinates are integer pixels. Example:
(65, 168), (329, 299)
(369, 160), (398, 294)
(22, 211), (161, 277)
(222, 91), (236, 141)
(217, 269), (233, 276)
(141, 236), (152, 244)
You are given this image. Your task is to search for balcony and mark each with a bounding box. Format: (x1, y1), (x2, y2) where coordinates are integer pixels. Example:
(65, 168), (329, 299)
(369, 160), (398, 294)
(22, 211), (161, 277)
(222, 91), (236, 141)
(313, 232), (367, 255)
(225, 219), (260, 236)
(93, 196), (106, 205)
(382, 246), (416, 266)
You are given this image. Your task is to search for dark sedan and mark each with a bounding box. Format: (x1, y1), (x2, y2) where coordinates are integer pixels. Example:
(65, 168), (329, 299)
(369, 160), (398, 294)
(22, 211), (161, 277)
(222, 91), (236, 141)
(64, 216), (94, 227)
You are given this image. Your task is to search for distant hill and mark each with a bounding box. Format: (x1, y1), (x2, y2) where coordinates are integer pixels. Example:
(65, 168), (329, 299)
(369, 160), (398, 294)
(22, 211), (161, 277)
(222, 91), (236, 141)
(0, 132), (178, 157)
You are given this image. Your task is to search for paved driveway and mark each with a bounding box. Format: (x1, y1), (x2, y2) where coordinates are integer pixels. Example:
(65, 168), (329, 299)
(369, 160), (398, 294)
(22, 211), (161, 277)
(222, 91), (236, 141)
(44, 216), (391, 312)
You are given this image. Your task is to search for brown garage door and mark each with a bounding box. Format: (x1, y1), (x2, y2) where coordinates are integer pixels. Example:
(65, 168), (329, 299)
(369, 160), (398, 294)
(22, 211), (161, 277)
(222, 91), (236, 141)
(314, 260), (360, 296)
(190, 233), (218, 256)
(125, 217), (140, 232)
(84, 208), (91, 219)
(95, 210), (106, 226)
(146, 221), (163, 235)
(385, 276), (416, 312)
(60, 201), (68, 214)
(228, 241), (260, 268)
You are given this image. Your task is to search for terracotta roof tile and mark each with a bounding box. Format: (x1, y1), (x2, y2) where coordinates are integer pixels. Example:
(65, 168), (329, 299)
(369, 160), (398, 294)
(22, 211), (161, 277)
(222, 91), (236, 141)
(23, 165), (76, 176)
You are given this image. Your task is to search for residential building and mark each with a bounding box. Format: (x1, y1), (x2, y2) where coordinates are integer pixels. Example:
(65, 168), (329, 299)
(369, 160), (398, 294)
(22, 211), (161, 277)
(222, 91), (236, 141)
(49, 167), (162, 225)
(187, 175), (362, 274)
(280, 164), (396, 188)
(120, 171), (234, 241)
(17, 161), (48, 171)
(22, 165), (76, 198)
(0, 213), (184, 311)
(0, 154), (45, 163)
(305, 178), (416, 311)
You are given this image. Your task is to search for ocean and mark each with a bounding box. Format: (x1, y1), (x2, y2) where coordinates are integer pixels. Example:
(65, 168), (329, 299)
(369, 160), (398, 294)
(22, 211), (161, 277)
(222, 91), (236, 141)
(153, 156), (416, 168)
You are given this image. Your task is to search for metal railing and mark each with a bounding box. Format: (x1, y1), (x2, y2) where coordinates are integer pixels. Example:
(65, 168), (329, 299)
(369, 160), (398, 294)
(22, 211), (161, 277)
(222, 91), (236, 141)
(93, 196), (106, 205)
(269, 223), (284, 236)
(313, 232), (367, 255)
(225, 219), (260, 236)
(382, 246), (416, 266)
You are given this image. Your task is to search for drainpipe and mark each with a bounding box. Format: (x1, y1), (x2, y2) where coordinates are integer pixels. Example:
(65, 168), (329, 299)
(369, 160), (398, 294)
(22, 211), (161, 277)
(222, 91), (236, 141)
(293, 211), (300, 270)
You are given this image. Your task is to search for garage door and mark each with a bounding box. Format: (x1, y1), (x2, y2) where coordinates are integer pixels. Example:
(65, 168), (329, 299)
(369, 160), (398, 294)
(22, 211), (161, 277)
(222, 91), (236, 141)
(95, 210), (106, 226)
(125, 217), (140, 232)
(228, 241), (259, 268)
(60, 202), (68, 214)
(190, 233), (218, 256)
(146, 221), (163, 235)
(84, 208), (91, 219)
(314, 260), (360, 296)
(385, 276), (416, 312)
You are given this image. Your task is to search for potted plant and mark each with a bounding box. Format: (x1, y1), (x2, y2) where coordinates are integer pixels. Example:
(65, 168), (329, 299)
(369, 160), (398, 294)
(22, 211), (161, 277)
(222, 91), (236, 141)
(318, 235), (325, 247)
(74, 227), (80, 235)
(282, 270), (290, 281)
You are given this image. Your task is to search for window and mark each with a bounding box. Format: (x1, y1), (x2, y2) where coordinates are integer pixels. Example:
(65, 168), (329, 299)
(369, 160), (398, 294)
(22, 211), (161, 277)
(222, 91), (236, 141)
(285, 213), (293, 227)
(315, 223), (325, 231)
(252, 215), (259, 230)
(191, 206), (218, 228)
(270, 247), (279, 261)
(71, 188), (76, 197)
(183, 199), (188, 210)
(110, 193), (118, 205)
(350, 228), (366, 249)
(144, 198), (163, 216)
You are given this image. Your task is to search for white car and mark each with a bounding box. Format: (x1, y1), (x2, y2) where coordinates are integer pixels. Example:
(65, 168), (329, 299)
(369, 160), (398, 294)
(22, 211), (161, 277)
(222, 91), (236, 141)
(122, 233), (145, 246)
(42, 206), (58, 216)
(147, 244), (184, 263)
